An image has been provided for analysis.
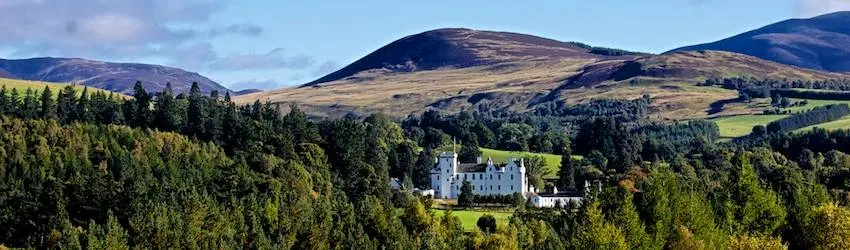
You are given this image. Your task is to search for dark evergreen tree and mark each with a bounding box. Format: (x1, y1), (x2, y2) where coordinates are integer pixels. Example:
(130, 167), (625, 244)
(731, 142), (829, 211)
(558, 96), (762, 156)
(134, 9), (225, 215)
(186, 82), (207, 138)
(458, 181), (474, 208)
(131, 81), (151, 127)
(39, 86), (56, 119)
(56, 85), (77, 123)
(558, 142), (576, 190)
(18, 89), (34, 119)
(154, 83), (180, 131)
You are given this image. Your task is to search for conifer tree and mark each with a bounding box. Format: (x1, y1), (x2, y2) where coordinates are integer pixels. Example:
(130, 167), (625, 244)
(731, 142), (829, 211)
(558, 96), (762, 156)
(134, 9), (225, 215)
(40, 86), (56, 119)
(132, 81), (151, 127)
(558, 141), (576, 190)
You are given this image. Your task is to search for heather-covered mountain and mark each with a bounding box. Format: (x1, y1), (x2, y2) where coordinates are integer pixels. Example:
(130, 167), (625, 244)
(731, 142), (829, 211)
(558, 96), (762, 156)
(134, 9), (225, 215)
(239, 28), (849, 119)
(669, 11), (850, 72)
(305, 28), (645, 86)
(0, 57), (229, 94)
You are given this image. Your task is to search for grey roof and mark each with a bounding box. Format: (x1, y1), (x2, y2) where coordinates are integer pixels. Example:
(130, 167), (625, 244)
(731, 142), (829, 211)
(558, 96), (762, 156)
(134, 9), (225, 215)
(457, 163), (487, 173)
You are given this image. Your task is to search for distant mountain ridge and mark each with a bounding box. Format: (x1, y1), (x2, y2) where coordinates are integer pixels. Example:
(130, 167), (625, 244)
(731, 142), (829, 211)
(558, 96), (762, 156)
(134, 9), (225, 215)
(0, 57), (229, 94)
(669, 11), (850, 72)
(304, 28), (645, 86)
(238, 27), (850, 120)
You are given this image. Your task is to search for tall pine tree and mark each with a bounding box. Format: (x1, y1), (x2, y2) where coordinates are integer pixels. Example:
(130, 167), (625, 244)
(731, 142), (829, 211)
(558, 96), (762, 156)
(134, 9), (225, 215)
(39, 86), (56, 119)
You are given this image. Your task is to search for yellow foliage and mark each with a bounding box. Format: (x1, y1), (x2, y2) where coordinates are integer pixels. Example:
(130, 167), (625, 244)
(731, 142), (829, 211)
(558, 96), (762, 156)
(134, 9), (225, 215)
(728, 234), (787, 250)
(668, 226), (706, 250)
(809, 203), (850, 250)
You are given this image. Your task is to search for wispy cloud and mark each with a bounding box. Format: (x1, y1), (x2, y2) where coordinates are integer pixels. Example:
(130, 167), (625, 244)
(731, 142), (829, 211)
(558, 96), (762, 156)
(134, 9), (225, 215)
(797, 0), (850, 17)
(229, 79), (283, 90)
(209, 48), (314, 71)
(312, 61), (342, 76)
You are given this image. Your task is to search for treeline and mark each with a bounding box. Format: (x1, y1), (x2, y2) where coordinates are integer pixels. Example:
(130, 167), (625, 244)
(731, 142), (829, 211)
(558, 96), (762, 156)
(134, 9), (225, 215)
(532, 95), (651, 122)
(566, 41), (652, 56)
(772, 88), (850, 100)
(704, 76), (850, 91)
(764, 104), (850, 133)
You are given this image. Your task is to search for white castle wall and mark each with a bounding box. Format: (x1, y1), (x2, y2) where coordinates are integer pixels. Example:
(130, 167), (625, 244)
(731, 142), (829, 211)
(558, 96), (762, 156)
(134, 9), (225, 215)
(429, 152), (528, 199)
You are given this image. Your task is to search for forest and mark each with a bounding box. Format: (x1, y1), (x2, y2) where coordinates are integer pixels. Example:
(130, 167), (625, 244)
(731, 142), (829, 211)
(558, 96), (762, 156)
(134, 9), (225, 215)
(2, 82), (850, 249)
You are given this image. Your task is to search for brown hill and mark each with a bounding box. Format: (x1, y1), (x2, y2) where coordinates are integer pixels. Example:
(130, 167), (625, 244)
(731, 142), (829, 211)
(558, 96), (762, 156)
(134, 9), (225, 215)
(305, 28), (641, 86)
(0, 57), (229, 95)
(669, 11), (850, 72)
(237, 29), (850, 120)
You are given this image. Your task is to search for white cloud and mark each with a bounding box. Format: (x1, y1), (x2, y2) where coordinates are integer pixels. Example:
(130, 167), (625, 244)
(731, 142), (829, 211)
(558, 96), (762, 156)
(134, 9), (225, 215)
(797, 0), (850, 17)
(0, 0), (263, 69)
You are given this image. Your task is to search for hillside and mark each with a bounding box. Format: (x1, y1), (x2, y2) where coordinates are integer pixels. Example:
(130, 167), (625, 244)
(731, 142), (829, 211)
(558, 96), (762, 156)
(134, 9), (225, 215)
(0, 77), (125, 97)
(669, 11), (850, 72)
(304, 28), (641, 86)
(0, 57), (229, 95)
(237, 28), (850, 120)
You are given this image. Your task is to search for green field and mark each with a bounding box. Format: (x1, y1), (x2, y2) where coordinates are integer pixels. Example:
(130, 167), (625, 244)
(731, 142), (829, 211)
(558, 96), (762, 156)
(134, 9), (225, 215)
(796, 115), (850, 132)
(432, 209), (513, 231)
(712, 114), (788, 138)
(713, 98), (850, 138)
(785, 99), (850, 113)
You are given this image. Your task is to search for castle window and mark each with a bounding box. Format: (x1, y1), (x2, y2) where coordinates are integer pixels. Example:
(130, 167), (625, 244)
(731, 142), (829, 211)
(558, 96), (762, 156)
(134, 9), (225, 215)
(472, 186), (475, 191)
(472, 174), (475, 180)
(490, 174), (493, 179)
(498, 175), (501, 180)
(490, 185), (493, 190)
(511, 185), (513, 191)
(498, 185), (501, 190)
(479, 174), (483, 179)
(511, 174), (514, 180)
(480, 185), (483, 190)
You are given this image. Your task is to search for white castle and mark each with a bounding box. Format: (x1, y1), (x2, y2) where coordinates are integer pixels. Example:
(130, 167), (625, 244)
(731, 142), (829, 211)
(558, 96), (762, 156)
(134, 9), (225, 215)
(429, 152), (528, 199)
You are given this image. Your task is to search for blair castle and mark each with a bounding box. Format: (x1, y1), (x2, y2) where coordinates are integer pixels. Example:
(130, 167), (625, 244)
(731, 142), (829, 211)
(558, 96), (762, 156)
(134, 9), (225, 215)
(430, 151), (528, 199)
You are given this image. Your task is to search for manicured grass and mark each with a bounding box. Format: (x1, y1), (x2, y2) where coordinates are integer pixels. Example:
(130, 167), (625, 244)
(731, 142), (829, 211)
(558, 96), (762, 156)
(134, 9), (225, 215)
(480, 148), (565, 177)
(432, 209), (513, 231)
(712, 114), (789, 138)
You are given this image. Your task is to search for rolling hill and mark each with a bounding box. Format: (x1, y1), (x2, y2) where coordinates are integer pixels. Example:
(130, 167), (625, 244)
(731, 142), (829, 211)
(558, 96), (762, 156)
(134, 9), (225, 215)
(0, 57), (229, 95)
(0, 77), (126, 97)
(236, 28), (850, 120)
(305, 28), (643, 86)
(669, 11), (850, 72)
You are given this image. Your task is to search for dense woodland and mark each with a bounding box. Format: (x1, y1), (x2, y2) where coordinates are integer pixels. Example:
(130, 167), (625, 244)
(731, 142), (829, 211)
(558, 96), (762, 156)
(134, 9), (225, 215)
(2, 82), (850, 249)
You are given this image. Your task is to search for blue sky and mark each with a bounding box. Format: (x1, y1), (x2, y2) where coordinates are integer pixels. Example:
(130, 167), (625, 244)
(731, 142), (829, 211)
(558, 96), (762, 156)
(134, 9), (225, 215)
(1, 0), (848, 90)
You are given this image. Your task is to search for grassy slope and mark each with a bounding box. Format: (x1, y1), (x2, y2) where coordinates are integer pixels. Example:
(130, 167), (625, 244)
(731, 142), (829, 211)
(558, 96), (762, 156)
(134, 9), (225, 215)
(431, 209), (513, 231)
(713, 114), (789, 138)
(713, 98), (850, 138)
(797, 116), (850, 132)
(0, 77), (124, 97)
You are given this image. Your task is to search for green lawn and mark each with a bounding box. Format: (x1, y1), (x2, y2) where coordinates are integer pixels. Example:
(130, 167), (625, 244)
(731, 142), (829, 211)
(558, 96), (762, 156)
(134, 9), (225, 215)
(712, 114), (789, 138)
(431, 209), (513, 231)
(480, 148), (572, 177)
